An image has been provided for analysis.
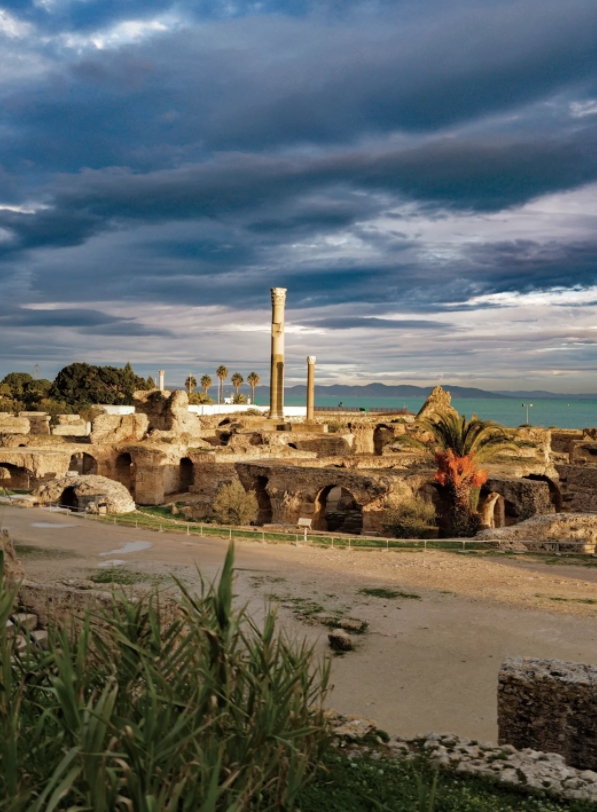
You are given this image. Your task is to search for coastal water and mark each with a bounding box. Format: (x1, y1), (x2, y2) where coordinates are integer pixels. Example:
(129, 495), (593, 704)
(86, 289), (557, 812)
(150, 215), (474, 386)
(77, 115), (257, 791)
(283, 396), (597, 430)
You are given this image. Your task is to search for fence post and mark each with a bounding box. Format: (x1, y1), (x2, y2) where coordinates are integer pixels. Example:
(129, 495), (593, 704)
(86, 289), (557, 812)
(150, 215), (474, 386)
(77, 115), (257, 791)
(462, 539), (466, 550)
(159, 523), (162, 533)
(229, 528), (232, 541)
(200, 524), (203, 537)
(348, 537), (351, 550)
(424, 539), (427, 552)
(386, 537), (389, 551)
(187, 523), (190, 536)
(135, 519), (138, 529)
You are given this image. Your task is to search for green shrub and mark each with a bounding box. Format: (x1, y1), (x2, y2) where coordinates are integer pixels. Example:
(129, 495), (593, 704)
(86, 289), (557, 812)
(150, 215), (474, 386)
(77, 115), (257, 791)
(383, 495), (437, 539)
(0, 544), (330, 810)
(213, 480), (259, 525)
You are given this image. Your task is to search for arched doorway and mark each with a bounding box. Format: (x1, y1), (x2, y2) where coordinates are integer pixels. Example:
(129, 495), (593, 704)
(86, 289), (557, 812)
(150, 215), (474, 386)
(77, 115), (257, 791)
(525, 474), (563, 512)
(254, 476), (273, 525)
(68, 452), (97, 476)
(313, 485), (363, 534)
(374, 425), (393, 456)
(115, 452), (135, 497)
(60, 486), (78, 509)
(0, 463), (31, 490)
(179, 457), (194, 491)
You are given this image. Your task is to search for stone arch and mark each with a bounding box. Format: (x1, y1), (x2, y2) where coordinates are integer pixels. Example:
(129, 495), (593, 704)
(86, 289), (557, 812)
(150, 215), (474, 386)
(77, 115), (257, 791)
(179, 457), (194, 491)
(60, 485), (78, 509)
(254, 475), (273, 525)
(68, 452), (97, 476)
(373, 424), (393, 456)
(312, 485), (363, 534)
(524, 474), (563, 512)
(0, 463), (31, 490)
(115, 452), (136, 498)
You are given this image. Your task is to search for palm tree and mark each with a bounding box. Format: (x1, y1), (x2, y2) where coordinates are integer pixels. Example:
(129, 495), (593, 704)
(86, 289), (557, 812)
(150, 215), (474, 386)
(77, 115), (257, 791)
(418, 413), (517, 537)
(247, 371), (260, 404)
(185, 374), (197, 394)
(231, 372), (244, 397)
(200, 374), (212, 396)
(216, 366), (228, 404)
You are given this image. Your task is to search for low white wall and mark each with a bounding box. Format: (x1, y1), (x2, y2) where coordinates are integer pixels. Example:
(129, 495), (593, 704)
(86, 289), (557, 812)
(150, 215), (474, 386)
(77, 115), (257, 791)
(187, 404), (307, 418)
(98, 405), (135, 415)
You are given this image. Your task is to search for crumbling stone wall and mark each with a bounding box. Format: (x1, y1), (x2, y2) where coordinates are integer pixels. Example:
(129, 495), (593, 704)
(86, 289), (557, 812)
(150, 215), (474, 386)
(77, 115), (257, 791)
(498, 657), (597, 770)
(133, 389), (203, 439)
(557, 464), (597, 512)
(484, 476), (554, 523)
(90, 413), (148, 444)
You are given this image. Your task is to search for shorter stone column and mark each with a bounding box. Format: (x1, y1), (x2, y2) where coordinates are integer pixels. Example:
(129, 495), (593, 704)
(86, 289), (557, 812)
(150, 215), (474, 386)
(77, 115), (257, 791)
(306, 356), (316, 422)
(158, 370), (165, 392)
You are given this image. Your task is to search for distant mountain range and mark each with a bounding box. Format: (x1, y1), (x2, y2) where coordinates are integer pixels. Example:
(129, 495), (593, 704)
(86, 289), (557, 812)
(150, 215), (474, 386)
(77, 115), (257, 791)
(250, 383), (597, 400)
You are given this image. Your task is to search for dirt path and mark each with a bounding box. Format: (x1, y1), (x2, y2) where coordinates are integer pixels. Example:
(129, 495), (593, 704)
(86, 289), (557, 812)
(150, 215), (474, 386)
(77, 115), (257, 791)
(3, 505), (597, 742)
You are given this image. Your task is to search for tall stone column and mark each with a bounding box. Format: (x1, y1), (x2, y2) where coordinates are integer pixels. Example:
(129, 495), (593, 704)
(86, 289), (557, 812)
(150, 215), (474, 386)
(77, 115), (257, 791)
(269, 287), (287, 420)
(158, 370), (165, 392)
(306, 356), (316, 422)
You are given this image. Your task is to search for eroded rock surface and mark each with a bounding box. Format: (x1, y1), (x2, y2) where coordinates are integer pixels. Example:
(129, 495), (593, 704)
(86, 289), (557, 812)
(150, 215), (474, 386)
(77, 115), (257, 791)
(33, 474), (136, 513)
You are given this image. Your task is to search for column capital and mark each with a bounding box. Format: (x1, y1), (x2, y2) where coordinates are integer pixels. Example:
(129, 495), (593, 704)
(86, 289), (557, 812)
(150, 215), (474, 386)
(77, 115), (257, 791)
(270, 287), (287, 306)
(307, 355), (316, 364)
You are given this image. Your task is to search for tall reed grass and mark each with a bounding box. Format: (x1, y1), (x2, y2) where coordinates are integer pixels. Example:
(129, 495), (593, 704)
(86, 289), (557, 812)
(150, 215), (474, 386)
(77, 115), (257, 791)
(0, 544), (330, 811)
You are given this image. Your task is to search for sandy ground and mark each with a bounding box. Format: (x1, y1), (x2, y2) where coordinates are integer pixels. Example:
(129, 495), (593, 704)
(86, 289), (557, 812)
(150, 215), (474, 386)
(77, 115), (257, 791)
(2, 504), (597, 742)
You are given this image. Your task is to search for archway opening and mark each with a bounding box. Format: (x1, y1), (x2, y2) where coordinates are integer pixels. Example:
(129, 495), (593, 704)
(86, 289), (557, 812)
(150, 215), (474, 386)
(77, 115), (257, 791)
(313, 485), (363, 534)
(254, 476), (273, 525)
(60, 486), (78, 509)
(115, 452), (135, 497)
(0, 463), (31, 490)
(524, 474), (563, 513)
(374, 424), (393, 456)
(179, 457), (194, 491)
(68, 452), (97, 476)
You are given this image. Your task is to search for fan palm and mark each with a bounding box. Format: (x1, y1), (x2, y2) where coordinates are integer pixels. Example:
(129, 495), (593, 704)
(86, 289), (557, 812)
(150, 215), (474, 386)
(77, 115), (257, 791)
(200, 374), (212, 395)
(247, 371), (260, 404)
(216, 365), (228, 404)
(185, 374), (197, 394)
(418, 413), (517, 537)
(231, 372), (244, 395)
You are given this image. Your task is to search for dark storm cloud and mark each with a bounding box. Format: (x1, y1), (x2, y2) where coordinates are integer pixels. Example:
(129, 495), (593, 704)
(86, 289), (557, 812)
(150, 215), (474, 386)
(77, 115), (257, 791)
(299, 317), (452, 330)
(0, 306), (172, 336)
(2, 122), (597, 263)
(2, 0), (597, 175)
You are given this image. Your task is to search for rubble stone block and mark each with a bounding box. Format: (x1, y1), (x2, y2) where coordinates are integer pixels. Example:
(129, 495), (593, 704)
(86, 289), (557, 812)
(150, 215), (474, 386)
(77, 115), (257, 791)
(498, 657), (597, 770)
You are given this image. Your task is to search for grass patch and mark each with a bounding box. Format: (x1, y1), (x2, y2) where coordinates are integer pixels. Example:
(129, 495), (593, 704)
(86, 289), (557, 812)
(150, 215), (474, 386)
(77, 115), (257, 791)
(13, 542), (77, 560)
(546, 595), (597, 605)
(296, 752), (595, 812)
(359, 587), (421, 600)
(90, 567), (169, 587)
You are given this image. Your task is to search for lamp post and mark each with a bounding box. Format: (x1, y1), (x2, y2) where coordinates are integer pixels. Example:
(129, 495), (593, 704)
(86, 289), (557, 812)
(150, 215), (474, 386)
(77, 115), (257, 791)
(522, 403), (533, 425)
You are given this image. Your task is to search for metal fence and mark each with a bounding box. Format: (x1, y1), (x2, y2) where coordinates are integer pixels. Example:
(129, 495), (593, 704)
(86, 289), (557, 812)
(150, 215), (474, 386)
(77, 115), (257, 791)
(2, 495), (593, 555)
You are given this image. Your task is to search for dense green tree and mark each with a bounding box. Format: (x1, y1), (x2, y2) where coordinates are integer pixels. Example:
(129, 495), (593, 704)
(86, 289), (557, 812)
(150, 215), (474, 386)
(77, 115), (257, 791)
(50, 362), (151, 407)
(1, 372), (34, 398)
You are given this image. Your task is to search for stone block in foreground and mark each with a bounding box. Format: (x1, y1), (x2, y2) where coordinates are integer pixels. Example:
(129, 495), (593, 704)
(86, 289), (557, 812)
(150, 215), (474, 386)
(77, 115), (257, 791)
(498, 657), (597, 770)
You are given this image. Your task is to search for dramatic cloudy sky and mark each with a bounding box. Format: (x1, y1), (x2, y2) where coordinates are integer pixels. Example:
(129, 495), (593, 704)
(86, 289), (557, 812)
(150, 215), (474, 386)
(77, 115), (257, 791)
(0, 0), (596, 392)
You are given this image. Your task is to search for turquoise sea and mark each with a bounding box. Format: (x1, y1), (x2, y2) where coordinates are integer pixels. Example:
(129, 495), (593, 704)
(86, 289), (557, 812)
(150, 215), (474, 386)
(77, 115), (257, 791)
(284, 396), (597, 430)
